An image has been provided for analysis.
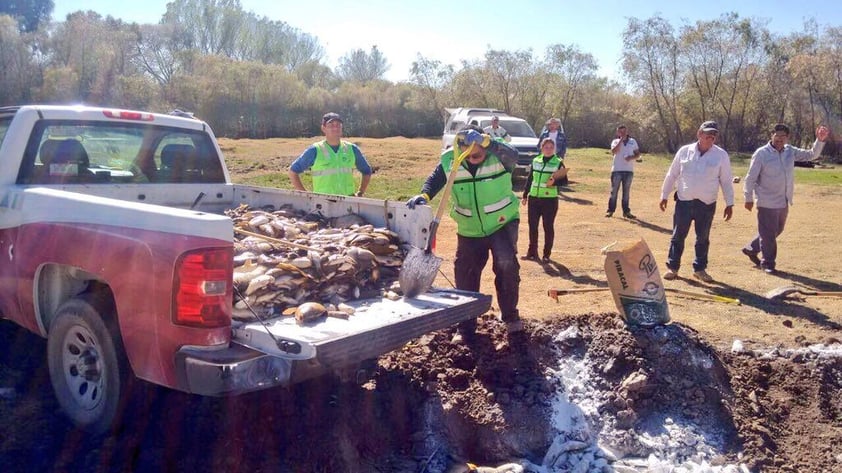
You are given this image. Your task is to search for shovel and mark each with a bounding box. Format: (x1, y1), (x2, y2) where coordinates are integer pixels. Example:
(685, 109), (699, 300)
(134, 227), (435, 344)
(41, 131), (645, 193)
(548, 287), (741, 305)
(765, 286), (842, 301)
(399, 144), (473, 298)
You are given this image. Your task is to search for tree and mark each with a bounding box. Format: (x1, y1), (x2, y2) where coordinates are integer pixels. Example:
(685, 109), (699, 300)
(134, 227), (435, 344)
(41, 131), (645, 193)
(680, 13), (767, 149)
(409, 54), (453, 116)
(335, 46), (389, 83)
(162, 0), (244, 56)
(543, 44), (598, 126)
(622, 15), (683, 152)
(1, 0), (53, 33)
(0, 15), (40, 104)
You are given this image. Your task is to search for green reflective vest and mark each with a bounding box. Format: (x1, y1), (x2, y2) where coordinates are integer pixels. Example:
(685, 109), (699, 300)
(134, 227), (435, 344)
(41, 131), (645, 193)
(528, 154), (562, 198)
(311, 140), (356, 195)
(441, 149), (519, 237)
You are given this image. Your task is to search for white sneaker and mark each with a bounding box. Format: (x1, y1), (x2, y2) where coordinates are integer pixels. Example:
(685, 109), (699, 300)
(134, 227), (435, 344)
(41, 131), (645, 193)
(663, 269), (678, 280)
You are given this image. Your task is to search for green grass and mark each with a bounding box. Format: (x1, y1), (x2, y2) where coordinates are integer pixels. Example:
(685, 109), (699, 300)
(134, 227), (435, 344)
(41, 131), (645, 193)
(238, 171), (427, 202)
(230, 141), (842, 205)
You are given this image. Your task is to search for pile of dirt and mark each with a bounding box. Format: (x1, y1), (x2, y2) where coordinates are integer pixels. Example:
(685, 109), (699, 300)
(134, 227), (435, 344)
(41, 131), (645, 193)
(2, 313), (841, 472)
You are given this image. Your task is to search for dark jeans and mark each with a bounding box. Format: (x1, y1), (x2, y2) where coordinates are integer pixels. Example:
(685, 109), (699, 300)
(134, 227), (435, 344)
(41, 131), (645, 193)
(454, 219), (520, 322)
(607, 171), (634, 214)
(666, 199), (716, 272)
(526, 196), (559, 258)
(744, 206), (788, 270)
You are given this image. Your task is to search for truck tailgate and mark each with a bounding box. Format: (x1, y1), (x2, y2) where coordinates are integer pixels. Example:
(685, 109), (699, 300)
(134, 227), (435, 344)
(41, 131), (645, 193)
(231, 288), (491, 367)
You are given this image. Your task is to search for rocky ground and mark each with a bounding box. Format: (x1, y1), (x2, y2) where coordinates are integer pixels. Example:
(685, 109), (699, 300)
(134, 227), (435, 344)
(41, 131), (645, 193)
(2, 311), (841, 472)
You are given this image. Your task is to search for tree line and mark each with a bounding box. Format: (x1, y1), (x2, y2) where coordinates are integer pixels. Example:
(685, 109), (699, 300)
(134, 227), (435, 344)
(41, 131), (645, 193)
(1, 0), (840, 155)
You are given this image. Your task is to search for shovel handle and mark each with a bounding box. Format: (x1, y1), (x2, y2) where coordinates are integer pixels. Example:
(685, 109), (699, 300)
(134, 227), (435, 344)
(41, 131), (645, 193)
(807, 291), (842, 297)
(424, 145), (473, 252)
(548, 287), (608, 302)
(665, 288), (741, 305)
(547, 287), (740, 305)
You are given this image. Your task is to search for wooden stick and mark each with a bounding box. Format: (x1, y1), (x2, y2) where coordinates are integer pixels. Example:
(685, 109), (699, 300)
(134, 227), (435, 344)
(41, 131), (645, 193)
(548, 287), (741, 305)
(234, 227), (318, 251)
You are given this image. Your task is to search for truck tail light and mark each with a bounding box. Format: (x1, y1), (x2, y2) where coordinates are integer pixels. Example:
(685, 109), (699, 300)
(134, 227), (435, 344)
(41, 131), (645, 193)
(173, 248), (233, 328)
(102, 109), (154, 121)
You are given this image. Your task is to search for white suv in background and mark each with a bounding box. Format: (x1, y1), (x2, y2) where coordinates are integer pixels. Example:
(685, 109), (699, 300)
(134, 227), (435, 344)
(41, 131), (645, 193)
(442, 107), (539, 190)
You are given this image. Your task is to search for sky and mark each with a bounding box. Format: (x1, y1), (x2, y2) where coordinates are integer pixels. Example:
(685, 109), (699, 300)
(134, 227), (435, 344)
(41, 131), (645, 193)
(52, 0), (839, 83)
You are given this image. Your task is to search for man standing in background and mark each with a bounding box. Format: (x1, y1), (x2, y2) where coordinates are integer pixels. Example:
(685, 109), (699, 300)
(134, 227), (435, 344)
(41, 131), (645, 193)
(606, 125), (641, 219)
(484, 115), (511, 142)
(742, 124), (829, 274)
(288, 112), (372, 196)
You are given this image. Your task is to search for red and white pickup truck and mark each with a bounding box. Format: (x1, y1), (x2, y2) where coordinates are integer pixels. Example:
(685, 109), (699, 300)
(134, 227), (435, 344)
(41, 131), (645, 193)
(0, 105), (490, 434)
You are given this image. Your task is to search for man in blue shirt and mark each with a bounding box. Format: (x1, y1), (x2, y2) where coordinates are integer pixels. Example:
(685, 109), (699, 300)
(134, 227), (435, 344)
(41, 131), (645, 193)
(288, 112), (373, 196)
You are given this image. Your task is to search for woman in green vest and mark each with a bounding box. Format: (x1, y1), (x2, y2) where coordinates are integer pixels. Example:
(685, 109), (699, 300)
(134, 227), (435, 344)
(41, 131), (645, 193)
(521, 137), (566, 263)
(406, 126), (524, 335)
(288, 112), (373, 196)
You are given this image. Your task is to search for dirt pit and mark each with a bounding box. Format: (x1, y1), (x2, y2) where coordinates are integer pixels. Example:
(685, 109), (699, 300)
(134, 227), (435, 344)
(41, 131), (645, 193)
(2, 313), (841, 473)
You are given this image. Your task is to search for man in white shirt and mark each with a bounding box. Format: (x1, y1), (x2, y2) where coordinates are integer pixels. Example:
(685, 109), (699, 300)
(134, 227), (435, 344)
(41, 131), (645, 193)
(606, 125), (641, 218)
(483, 115), (511, 142)
(659, 120), (734, 283)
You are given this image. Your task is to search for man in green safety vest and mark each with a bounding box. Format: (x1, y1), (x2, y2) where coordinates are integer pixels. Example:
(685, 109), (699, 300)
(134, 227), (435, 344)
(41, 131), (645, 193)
(288, 112), (373, 196)
(406, 125), (523, 337)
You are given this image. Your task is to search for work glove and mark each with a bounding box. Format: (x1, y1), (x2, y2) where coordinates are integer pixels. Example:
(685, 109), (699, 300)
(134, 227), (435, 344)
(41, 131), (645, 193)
(456, 129), (491, 148)
(406, 193), (428, 209)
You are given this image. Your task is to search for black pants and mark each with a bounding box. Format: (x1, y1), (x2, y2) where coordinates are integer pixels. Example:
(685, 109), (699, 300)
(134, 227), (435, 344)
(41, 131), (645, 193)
(526, 196), (558, 258)
(666, 199), (716, 272)
(454, 219), (520, 322)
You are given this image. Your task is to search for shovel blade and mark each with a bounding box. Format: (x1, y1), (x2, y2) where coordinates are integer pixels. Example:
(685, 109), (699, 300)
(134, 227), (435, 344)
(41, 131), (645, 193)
(399, 246), (443, 298)
(765, 285), (800, 300)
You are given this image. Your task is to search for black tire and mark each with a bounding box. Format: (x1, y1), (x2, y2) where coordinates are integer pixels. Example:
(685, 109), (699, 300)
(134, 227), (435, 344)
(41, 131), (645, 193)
(47, 296), (127, 435)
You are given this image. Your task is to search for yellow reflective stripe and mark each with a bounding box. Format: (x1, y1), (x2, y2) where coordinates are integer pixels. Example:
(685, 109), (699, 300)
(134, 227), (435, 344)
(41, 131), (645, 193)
(312, 167), (353, 176)
(476, 161), (504, 176)
(453, 205), (473, 217)
(483, 196), (513, 213)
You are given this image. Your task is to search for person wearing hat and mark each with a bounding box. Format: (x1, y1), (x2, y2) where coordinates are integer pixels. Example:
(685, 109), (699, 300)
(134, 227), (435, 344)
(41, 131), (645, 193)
(288, 112), (373, 196)
(520, 137), (566, 262)
(659, 120), (734, 283)
(483, 115), (511, 142)
(536, 117), (568, 186)
(406, 125), (523, 336)
(742, 123), (829, 274)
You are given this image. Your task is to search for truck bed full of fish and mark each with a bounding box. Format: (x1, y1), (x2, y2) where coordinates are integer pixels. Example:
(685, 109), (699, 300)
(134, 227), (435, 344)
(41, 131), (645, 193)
(226, 204), (408, 324)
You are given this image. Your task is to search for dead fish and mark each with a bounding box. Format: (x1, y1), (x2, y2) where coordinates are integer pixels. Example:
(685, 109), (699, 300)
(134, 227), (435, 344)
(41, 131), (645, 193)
(294, 302), (327, 324)
(245, 274), (274, 296)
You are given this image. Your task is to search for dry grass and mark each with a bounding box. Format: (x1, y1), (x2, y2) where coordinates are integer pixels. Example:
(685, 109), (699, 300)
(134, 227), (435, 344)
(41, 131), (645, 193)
(220, 136), (842, 351)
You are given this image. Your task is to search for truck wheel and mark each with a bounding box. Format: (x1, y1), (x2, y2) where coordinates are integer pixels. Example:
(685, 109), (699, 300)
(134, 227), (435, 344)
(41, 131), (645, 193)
(47, 297), (127, 435)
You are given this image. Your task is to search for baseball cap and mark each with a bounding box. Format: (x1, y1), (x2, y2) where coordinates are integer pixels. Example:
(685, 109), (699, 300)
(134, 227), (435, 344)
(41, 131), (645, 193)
(699, 121), (719, 133)
(322, 112), (342, 125)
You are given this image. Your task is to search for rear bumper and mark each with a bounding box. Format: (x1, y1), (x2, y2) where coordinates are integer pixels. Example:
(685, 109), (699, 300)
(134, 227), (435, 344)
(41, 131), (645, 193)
(174, 343), (293, 396)
(175, 288), (493, 396)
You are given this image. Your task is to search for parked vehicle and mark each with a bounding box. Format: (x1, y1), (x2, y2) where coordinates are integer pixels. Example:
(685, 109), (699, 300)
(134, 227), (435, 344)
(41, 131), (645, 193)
(442, 107), (539, 190)
(0, 105), (490, 434)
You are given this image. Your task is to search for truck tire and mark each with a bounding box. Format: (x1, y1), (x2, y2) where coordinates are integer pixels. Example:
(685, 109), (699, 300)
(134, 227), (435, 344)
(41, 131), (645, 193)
(47, 296), (127, 435)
